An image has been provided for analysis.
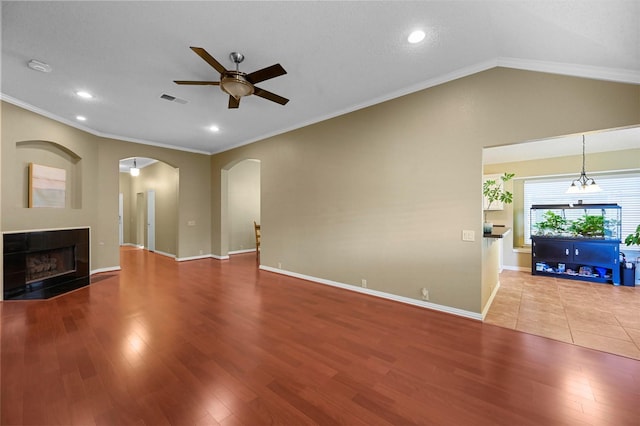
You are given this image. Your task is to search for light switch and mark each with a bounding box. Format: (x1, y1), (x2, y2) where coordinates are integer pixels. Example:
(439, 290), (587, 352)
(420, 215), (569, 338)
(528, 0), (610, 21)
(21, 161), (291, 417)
(187, 220), (196, 226)
(462, 230), (475, 242)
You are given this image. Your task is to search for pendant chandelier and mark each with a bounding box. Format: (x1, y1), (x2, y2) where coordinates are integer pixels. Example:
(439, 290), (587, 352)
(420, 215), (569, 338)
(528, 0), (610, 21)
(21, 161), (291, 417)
(130, 158), (140, 177)
(566, 135), (601, 193)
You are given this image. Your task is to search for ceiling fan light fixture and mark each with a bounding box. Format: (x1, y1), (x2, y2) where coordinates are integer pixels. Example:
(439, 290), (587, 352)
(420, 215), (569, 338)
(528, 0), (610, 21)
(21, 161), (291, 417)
(175, 47), (288, 108)
(220, 72), (254, 99)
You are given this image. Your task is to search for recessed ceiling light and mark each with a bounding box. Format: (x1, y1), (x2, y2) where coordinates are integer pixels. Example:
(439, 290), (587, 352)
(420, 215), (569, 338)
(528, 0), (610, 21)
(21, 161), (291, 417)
(408, 30), (426, 44)
(76, 91), (93, 99)
(28, 59), (52, 73)
(209, 125), (220, 132)
(76, 116), (86, 121)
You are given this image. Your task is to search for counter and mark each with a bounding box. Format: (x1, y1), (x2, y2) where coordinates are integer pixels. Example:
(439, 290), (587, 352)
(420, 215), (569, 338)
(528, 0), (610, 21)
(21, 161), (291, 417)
(484, 225), (511, 239)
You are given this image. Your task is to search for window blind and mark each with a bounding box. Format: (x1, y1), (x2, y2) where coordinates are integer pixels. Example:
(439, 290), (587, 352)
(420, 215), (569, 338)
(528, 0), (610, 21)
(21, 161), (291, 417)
(523, 173), (640, 247)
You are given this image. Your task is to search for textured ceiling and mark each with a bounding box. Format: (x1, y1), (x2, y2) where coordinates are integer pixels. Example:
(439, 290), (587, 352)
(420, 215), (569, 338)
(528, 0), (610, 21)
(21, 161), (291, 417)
(2, 1), (639, 155)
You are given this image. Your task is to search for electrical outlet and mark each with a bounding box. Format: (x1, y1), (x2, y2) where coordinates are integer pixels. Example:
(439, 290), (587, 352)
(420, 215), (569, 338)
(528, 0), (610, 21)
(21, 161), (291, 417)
(421, 288), (429, 301)
(361, 279), (367, 288)
(278, 262), (282, 269)
(462, 230), (475, 241)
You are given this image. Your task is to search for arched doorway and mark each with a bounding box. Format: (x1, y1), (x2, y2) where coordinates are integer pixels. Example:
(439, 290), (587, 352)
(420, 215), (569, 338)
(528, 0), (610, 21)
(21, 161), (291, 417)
(118, 157), (179, 257)
(221, 159), (261, 258)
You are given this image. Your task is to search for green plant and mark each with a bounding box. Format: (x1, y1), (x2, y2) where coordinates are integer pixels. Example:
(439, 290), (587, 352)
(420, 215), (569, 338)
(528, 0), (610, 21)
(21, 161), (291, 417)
(625, 224), (640, 246)
(483, 173), (515, 210)
(534, 210), (568, 236)
(569, 214), (605, 238)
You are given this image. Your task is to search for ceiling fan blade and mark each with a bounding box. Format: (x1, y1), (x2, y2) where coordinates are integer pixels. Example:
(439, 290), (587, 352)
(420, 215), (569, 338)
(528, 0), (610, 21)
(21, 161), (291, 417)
(174, 80), (220, 85)
(246, 63), (287, 84)
(190, 46), (227, 75)
(253, 87), (289, 105)
(228, 95), (240, 109)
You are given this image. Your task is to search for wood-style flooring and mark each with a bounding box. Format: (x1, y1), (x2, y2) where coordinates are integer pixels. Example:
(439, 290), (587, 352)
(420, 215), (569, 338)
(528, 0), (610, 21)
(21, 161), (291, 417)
(2, 247), (640, 425)
(486, 270), (640, 360)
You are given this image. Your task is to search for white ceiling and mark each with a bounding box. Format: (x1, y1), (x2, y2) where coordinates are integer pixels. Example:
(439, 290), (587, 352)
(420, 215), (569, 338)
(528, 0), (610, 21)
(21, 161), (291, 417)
(2, 1), (639, 155)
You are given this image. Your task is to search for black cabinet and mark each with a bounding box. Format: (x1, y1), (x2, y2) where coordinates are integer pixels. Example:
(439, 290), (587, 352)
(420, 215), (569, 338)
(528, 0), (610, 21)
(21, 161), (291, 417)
(532, 237), (620, 284)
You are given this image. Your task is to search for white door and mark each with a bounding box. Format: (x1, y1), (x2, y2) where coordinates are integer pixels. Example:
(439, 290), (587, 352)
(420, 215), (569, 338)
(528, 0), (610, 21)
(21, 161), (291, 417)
(136, 193), (145, 247)
(147, 190), (155, 252)
(118, 193), (124, 246)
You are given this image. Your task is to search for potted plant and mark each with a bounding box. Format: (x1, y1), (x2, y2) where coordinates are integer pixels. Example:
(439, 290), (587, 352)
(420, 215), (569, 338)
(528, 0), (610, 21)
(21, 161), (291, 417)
(625, 224), (640, 247)
(482, 172), (515, 233)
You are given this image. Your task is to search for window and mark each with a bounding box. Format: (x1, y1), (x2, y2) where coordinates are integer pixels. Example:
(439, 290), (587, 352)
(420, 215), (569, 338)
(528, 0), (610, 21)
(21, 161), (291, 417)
(523, 173), (640, 247)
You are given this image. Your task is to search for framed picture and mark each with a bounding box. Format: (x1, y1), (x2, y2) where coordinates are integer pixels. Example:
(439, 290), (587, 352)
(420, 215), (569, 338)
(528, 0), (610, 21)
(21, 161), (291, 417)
(29, 163), (66, 208)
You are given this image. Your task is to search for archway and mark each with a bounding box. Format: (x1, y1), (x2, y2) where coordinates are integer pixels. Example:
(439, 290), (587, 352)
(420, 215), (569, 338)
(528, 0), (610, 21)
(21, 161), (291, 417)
(118, 157), (179, 258)
(221, 159), (261, 259)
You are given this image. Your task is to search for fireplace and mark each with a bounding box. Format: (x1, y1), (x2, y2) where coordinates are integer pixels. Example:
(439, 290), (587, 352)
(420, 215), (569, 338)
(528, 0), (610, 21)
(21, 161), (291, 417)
(26, 247), (76, 283)
(3, 228), (89, 300)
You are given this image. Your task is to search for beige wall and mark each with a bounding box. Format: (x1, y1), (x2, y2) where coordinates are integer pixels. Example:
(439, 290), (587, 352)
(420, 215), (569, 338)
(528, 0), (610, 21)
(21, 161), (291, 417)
(484, 147), (640, 270)
(119, 172), (133, 244)
(3, 67), (639, 312)
(211, 67), (640, 314)
(95, 137), (210, 263)
(228, 159), (260, 252)
(2, 102), (101, 237)
(2, 102), (211, 277)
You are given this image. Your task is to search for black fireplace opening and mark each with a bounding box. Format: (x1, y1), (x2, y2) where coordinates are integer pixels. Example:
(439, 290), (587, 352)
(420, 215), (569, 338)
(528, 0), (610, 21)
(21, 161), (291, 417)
(26, 246), (76, 283)
(3, 228), (90, 300)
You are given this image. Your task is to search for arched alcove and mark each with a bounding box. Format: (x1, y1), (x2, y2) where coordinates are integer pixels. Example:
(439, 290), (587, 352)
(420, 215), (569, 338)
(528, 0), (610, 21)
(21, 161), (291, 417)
(221, 159), (261, 257)
(15, 140), (83, 209)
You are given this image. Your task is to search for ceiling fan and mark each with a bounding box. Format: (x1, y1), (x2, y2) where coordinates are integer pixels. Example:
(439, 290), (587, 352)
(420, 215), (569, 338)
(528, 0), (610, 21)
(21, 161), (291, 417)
(174, 47), (289, 109)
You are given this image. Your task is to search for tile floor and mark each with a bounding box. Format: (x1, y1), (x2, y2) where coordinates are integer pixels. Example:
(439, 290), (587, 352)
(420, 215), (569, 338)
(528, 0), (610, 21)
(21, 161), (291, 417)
(485, 270), (640, 360)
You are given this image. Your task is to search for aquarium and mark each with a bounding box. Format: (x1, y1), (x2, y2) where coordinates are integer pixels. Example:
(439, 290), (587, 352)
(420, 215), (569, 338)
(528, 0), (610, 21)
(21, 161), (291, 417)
(530, 203), (622, 240)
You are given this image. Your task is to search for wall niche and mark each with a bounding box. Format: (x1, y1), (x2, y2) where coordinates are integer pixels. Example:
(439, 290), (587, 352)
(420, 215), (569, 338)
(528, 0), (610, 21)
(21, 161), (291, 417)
(16, 140), (82, 209)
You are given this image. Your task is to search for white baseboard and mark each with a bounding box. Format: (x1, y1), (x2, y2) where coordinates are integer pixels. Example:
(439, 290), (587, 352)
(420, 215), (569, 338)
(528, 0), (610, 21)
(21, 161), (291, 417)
(259, 265), (482, 321)
(121, 243), (144, 248)
(502, 265), (530, 272)
(209, 254), (230, 260)
(177, 254), (217, 262)
(482, 280), (501, 320)
(153, 250), (176, 259)
(229, 248), (257, 255)
(91, 266), (121, 274)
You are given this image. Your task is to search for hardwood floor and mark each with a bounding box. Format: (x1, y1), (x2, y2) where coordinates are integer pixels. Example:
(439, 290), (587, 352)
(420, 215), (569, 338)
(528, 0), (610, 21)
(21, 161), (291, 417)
(2, 247), (640, 425)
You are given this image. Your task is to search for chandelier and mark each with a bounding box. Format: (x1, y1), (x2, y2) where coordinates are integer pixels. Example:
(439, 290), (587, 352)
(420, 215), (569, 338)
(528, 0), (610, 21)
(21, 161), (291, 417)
(566, 135), (601, 193)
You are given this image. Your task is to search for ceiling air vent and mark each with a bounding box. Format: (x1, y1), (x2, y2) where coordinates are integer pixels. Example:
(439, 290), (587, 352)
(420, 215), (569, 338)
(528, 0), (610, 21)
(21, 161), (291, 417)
(160, 94), (187, 104)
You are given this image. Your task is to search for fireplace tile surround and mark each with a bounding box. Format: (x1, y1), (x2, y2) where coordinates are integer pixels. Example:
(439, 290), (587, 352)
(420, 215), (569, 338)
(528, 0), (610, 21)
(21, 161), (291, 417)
(3, 228), (89, 300)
